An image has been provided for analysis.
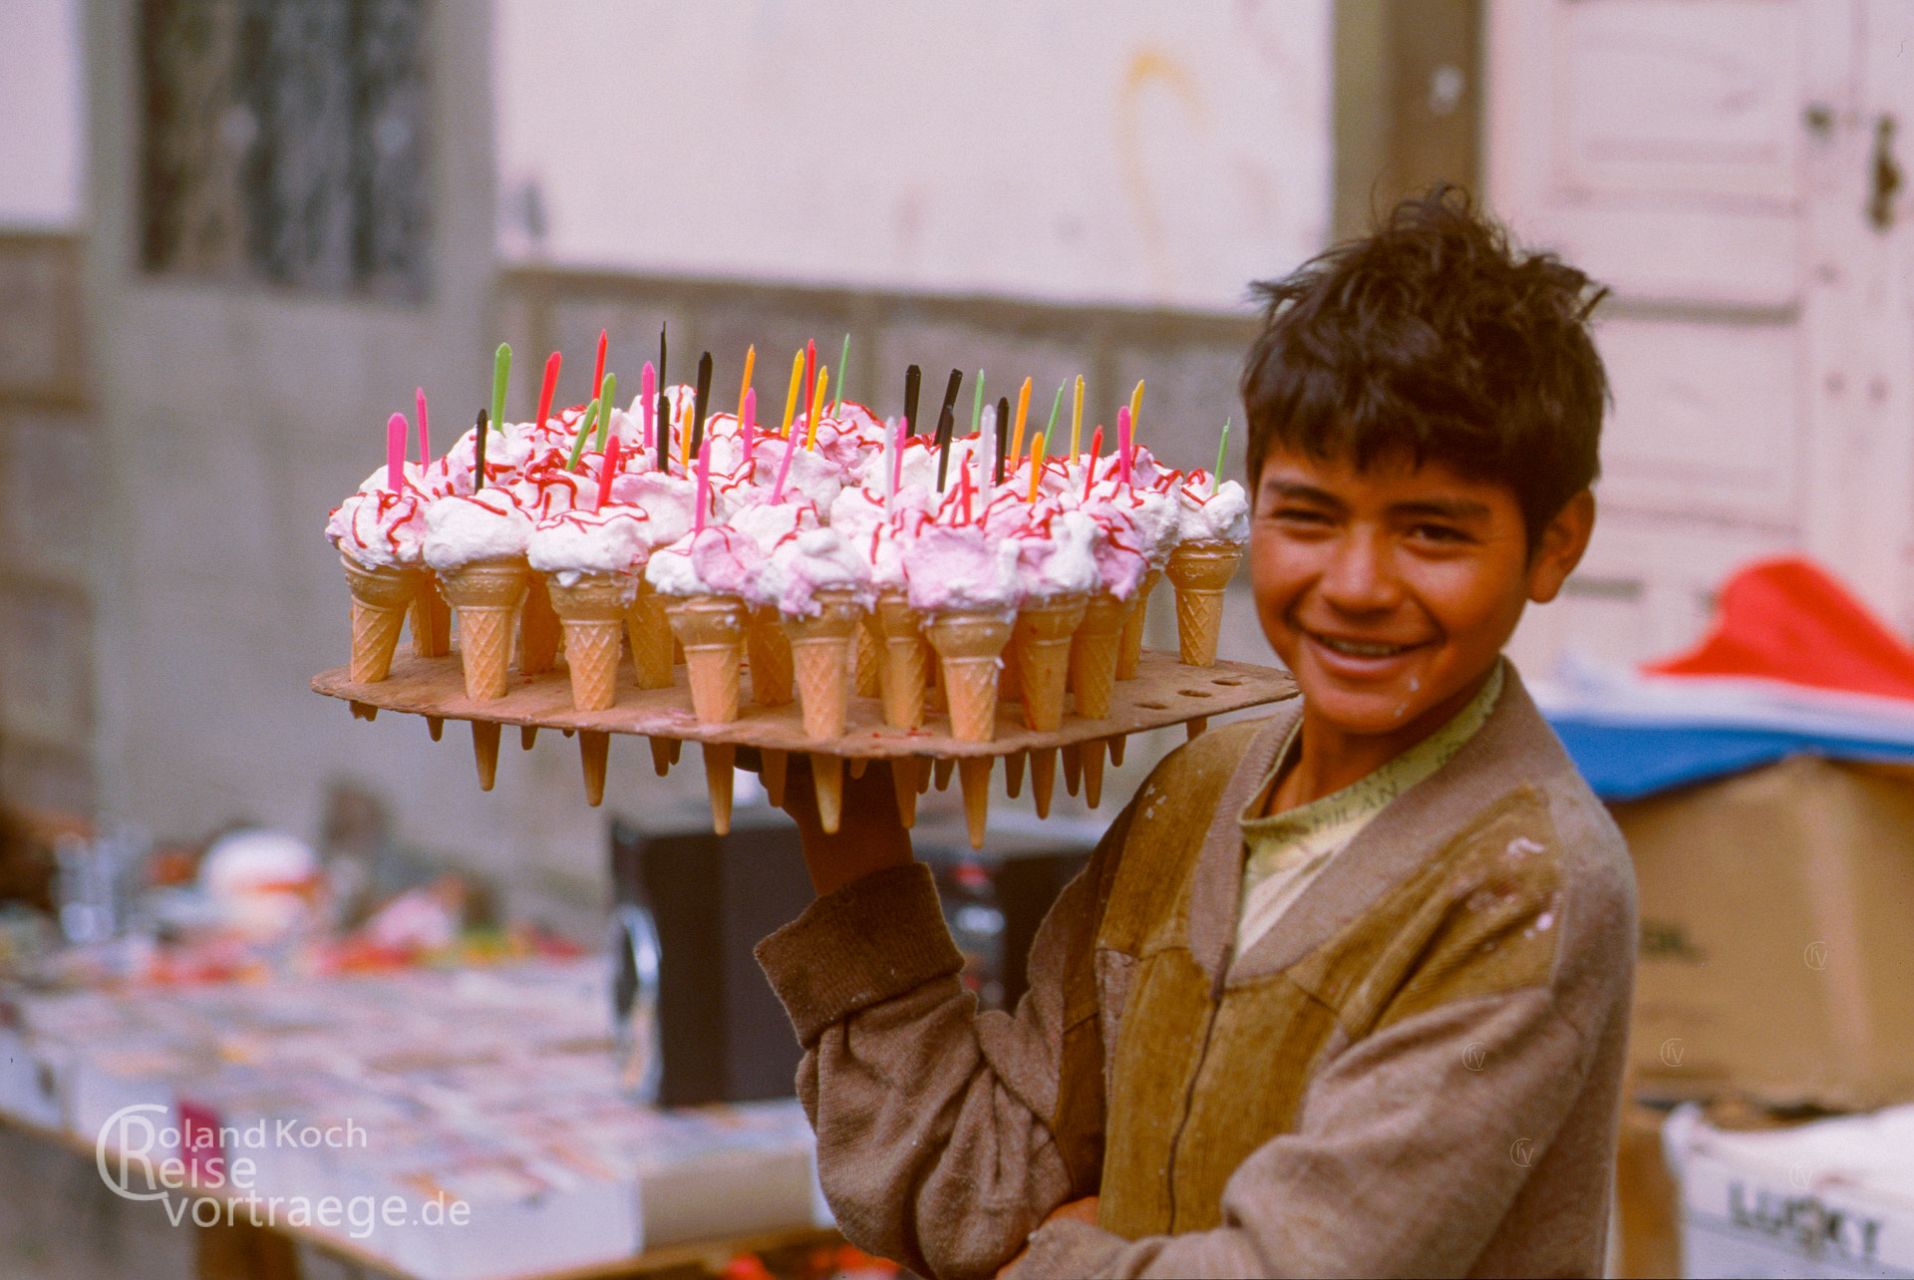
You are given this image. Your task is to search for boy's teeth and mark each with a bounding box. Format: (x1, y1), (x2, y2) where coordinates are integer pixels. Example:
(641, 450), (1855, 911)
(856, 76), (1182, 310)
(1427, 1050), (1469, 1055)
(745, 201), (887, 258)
(1319, 635), (1408, 658)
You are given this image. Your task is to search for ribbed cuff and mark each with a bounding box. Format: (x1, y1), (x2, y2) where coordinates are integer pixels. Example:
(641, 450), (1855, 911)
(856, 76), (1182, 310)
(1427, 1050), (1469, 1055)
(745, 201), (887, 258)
(754, 862), (965, 1046)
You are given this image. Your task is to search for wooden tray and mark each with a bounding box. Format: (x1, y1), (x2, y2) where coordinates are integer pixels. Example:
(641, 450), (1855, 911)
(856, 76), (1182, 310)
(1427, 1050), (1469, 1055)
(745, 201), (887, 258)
(312, 651), (1295, 844)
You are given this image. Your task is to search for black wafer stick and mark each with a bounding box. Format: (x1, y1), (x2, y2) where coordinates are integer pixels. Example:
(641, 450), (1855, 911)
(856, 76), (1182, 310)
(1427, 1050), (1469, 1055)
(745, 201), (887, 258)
(657, 392), (670, 474)
(691, 351), (713, 459)
(933, 403), (955, 491)
(939, 367), (963, 429)
(994, 395), (1010, 485)
(903, 364), (922, 442)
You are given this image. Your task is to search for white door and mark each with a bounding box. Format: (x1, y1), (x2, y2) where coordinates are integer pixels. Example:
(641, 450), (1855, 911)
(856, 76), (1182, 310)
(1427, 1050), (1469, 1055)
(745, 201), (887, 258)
(1486, 0), (1914, 675)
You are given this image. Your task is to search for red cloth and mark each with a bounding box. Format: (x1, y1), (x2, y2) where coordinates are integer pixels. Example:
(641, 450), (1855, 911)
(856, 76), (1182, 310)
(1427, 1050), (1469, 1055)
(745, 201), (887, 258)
(1644, 556), (1914, 701)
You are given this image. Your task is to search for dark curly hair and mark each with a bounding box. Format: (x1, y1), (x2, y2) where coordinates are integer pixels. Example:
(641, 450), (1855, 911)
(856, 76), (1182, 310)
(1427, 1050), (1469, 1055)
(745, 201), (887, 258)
(1240, 186), (1609, 547)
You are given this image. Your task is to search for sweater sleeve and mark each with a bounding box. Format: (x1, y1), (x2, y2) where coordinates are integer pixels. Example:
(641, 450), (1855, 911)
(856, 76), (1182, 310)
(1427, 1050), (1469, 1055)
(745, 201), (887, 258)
(1008, 985), (1593, 1279)
(755, 805), (1133, 1280)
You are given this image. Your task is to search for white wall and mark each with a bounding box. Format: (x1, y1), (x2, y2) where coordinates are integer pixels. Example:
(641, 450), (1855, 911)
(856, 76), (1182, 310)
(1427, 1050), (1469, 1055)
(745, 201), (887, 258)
(0, 0), (84, 228)
(494, 0), (1334, 312)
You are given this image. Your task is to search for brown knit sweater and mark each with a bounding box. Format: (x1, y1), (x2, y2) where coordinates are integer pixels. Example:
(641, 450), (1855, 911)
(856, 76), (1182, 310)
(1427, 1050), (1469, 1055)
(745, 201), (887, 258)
(756, 667), (1636, 1279)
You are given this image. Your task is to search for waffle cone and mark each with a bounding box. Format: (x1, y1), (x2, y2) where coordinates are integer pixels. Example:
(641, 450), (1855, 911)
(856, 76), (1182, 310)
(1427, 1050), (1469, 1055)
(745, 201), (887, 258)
(411, 571), (452, 657)
(519, 575), (562, 675)
(873, 592), (930, 730)
(703, 743), (735, 836)
(925, 610), (1013, 743)
(471, 720), (502, 790)
(958, 756), (992, 850)
(1069, 593), (1127, 719)
(890, 758), (919, 829)
(746, 606), (794, 707)
(783, 591), (863, 741)
(666, 595), (746, 724)
(548, 573), (636, 712)
(1117, 569), (1161, 680)
(1166, 541), (1242, 667)
(625, 580), (675, 691)
(438, 558), (529, 700)
(341, 554), (418, 683)
(811, 753), (845, 835)
(855, 618), (882, 699)
(578, 730), (610, 806)
(1013, 594), (1087, 732)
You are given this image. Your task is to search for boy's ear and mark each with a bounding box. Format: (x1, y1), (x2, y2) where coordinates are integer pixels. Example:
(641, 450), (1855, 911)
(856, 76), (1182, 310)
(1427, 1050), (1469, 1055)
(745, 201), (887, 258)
(1526, 489), (1595, 605)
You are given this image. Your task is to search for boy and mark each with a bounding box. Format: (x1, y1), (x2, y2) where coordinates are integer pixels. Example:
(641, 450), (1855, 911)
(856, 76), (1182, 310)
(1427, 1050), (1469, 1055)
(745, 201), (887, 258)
(755, 188), (1634, 1278)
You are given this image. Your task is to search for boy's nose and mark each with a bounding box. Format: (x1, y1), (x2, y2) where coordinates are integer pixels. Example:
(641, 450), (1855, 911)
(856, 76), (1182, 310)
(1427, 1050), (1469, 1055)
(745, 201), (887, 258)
(1317, 532), (1402, 613)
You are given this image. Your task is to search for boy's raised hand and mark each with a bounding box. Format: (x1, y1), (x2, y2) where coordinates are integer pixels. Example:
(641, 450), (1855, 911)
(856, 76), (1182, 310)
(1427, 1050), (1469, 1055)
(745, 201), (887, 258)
(997, 1196), (1100, 1277)
(771, 755), (914, 896)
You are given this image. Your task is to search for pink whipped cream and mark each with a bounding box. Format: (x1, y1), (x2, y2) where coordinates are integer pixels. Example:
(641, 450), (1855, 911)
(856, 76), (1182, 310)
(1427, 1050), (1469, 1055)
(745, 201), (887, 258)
(526, 506), (652, 589)
(423, 487), (535, 570)
(642, 525), (766, 598)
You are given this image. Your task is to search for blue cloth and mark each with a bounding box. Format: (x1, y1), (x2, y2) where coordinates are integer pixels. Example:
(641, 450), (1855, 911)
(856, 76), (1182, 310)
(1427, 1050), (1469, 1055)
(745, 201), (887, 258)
(1544, 717), (1914, 801)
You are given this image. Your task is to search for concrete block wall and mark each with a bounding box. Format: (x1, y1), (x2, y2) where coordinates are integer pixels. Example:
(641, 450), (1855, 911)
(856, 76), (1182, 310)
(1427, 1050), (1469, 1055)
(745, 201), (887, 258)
(0, 232), (96, 817)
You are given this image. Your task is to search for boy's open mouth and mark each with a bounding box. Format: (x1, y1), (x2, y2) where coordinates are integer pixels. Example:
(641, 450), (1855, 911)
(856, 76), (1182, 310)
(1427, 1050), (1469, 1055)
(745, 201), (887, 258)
(1304, 629), (1427, 660)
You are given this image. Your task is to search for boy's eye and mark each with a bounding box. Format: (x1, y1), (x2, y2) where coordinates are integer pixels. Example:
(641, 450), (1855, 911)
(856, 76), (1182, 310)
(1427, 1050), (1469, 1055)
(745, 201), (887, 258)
(1409, 523), (1471, 545)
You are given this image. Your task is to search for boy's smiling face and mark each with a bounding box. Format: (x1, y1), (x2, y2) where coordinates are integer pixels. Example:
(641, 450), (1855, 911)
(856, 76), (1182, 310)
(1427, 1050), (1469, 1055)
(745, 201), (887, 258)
(1249, 445), (1593, 781)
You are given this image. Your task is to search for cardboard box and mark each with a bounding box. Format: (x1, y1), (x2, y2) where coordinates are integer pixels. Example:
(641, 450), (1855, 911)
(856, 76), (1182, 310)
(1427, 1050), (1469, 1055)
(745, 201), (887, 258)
(1613, 757), (1914, 1110)
(1615, 1101), (1683, 1279)
(1664, 1102), (1914, 1278)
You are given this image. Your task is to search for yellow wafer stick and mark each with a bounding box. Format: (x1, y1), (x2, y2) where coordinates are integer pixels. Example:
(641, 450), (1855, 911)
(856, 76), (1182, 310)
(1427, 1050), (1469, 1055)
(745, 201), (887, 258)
(781, 349), (804, 438)
(804, 367), (830, 450)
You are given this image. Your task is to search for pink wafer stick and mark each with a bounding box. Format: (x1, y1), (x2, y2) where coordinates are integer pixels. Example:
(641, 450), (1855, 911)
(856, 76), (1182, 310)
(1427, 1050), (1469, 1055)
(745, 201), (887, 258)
(386, 413), (407, 490)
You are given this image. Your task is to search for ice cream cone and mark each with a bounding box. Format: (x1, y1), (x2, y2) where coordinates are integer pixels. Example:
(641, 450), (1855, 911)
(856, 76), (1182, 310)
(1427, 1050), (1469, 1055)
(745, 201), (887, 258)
(438, 557), (530, 700)
(873, 591), (931, 730)
(1003, 750), (1025, 798)
(1109, 734), (1127, 766)
(746, 606), (795, 708)
(958, 756), (992, 849)
(1069, 593), (1128, 719)
(471, 720), (502, 790)
(666, 596), (746, 725)
(925, 610), (1014, 743)
(812, 752), (844, 835)
(341, 553), (418, 684)
(425, 715), (444, 741)
(761, 748), (789, 807)
(647, 737), (675, 776)
(1061, 743), (1082, 796)
(784, 590), (863, 741)
(1187, 716), (1209, 741)
(411, 571), (452, 658)
(1030, 747), (1058, 817)
(934, 757), (954, 791)
(548, 572), (636, 712)
(999, 639), (1022, 707)
(1166, 540), (1242, 667)
(520, 575), (562, 676)
(626, 581), (676, 691)
(890, 758), (919, 829)
(521, 725), (538, 750)
(1012, 594), (1087, 732)
(579, 730), (610, 806)
(1083, 737), (1107, 808)
(1117, 569), (1160, 680)
(704, 743), (735, 835)
(855, 619), (882, 699)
